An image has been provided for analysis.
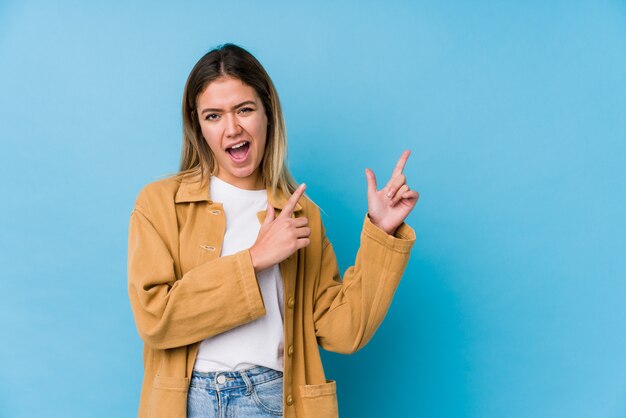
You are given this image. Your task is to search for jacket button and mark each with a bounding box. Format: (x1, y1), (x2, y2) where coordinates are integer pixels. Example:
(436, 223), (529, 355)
(288, 345), (294, 356)
(287, 297), (295, 308)
(286, 395), (294, 406)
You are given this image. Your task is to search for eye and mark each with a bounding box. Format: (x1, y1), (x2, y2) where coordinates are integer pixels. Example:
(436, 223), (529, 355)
(205, 113), (219, 121)
(239, 107), (254, 114)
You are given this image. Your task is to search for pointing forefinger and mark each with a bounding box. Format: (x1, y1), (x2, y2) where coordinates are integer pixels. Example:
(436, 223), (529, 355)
(280, 183), (306, 217)
(392, 150), (411, 177)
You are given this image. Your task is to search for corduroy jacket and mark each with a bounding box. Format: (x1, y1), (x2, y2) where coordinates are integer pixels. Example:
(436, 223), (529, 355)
(127, 173), (415, 417)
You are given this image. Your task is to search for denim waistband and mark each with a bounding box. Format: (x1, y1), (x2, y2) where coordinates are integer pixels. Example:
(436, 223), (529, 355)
(190, 366), (282, 391)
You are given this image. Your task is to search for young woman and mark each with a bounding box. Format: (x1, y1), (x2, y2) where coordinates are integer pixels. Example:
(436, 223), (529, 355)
(128, 43), (418, 418)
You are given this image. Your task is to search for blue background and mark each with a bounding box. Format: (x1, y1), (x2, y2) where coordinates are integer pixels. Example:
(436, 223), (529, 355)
(1, 1), (625, 417)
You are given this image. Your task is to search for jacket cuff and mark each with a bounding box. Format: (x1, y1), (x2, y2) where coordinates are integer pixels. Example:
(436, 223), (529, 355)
(235, 249), (266, 320)
(363, 214), (416, 253)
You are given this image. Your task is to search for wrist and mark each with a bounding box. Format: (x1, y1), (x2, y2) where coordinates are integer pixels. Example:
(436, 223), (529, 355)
(249, 247), (264, 272)
(383, 225), (398, 236)
(367, 213), (398, 236)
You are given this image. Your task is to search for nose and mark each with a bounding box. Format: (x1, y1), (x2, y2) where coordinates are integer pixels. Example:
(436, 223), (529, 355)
(224, 112), (242, 138)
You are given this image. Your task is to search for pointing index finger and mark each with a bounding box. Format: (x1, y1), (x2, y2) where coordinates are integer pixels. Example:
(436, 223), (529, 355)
(392, 150), (411, 177)
(280, 183), (306, 217)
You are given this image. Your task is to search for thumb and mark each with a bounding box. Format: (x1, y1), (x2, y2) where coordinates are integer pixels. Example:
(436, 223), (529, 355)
(365, 168), (377, 194)
(264, 203), (275, 225)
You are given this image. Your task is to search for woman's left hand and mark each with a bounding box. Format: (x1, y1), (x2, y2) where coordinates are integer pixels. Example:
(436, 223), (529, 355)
(365, 150), (419, 236)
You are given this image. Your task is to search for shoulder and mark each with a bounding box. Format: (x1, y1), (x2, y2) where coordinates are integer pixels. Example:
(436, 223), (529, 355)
(133, 175), (185, 214)
(298, 193), (328, 236)
(298, 193), (321, 219)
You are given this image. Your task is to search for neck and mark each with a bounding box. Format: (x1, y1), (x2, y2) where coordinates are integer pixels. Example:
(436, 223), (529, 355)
(214, 172), (264, 191)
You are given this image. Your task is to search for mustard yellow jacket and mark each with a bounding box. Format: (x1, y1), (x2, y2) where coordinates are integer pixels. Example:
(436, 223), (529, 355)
(127, 174), (415, 418)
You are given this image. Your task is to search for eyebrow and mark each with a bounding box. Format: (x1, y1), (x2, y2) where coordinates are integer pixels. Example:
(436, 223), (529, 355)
(200, 100), (257, 115)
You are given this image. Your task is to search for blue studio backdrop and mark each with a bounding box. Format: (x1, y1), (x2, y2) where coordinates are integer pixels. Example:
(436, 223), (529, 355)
(1, 1), (625, 417)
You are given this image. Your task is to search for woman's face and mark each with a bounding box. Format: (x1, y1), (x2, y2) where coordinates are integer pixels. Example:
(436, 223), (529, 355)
(196, 76), (268, 190)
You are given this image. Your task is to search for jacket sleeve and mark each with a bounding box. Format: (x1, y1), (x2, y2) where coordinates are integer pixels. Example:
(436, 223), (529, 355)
(127, 205), (266, 350)
(313, 214), (415, 354)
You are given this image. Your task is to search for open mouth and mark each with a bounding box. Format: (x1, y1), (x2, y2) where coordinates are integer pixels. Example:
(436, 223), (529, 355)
(226, 141), (250, 162)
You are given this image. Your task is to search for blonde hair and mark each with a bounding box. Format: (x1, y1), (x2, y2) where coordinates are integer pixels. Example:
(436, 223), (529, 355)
(176, 43), (298, 197)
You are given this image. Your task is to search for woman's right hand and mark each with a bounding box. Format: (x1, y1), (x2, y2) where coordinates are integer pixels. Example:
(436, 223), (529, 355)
(249, 184), (310, 272)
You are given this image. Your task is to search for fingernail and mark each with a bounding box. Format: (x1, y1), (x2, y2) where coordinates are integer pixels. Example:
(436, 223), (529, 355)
(387, 190), (393, 198)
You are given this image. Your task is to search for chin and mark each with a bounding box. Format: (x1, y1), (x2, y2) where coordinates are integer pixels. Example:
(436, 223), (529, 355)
(232, 167), (255, 177)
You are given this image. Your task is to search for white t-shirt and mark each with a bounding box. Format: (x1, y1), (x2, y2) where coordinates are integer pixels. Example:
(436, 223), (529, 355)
(193, 176), (285, 372)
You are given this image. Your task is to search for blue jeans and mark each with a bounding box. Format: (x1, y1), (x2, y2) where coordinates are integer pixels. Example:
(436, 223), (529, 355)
(187, 366), (284, 418)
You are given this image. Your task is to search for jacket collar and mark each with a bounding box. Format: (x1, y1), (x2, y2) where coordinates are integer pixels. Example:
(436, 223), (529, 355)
(174, 173), (302, 212)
